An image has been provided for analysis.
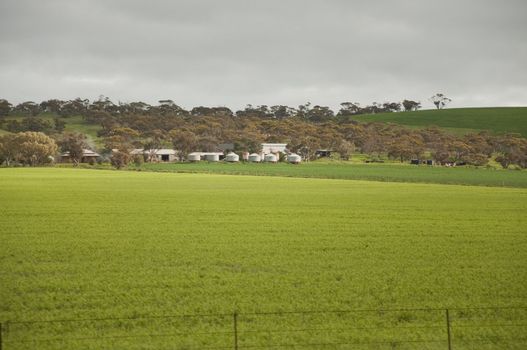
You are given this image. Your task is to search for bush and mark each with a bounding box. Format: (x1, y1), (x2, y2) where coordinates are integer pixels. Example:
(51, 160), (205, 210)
(111, 150), (131, 169)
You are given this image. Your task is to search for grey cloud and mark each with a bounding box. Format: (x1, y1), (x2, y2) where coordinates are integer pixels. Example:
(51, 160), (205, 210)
(1, 0), (526, 110)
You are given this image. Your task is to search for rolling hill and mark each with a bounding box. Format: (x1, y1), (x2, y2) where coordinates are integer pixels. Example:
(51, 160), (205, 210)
(352, 107), (527, 136)
(1, 113), (102, 145)
(1, 107), (526, 143)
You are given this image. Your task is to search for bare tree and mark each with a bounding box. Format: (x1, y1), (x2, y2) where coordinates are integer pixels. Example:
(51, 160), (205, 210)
(429, 93), (452, 110)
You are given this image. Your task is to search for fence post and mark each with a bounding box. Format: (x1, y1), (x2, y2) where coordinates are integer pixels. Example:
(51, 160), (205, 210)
(446, 309), (452, 350)
(233, 312), (238, 350)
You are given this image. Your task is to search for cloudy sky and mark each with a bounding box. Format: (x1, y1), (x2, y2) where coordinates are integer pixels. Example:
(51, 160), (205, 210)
(1, 0), (526, 110)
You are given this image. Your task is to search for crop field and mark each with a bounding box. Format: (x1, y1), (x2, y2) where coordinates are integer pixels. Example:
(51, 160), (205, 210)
(1, 168), (526, 349)
(352, 107), (527, 136)
(137, 161), (527, 188)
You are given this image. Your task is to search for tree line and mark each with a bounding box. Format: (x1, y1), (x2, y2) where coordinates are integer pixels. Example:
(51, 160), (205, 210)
(0, 96), (525, 169)
(0, 97), (423, 122)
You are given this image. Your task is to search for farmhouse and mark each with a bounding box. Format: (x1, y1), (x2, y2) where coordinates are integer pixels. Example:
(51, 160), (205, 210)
(131, 149), (178, 162)
(61, 149), (100, 163)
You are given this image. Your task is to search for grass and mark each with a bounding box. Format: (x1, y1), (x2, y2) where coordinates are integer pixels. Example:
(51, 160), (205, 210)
(135, 161), (527, 188)
(62, 115), (102, 145)
(0, 168), (526, 349)
(1, 113), (102, 145)
(352, 107), (527, 136)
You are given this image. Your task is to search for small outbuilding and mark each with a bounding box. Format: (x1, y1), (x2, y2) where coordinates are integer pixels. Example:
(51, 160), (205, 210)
(188, 152), (224, 161)
(264, 153), (278, 163)
(187, 152), (201, 162)
(205, 153), (220, 162)
(225, 152), (240, 162)
(287, 153), (302, 164)
(151, 149), (177, 162)
(248, 153), (261, 162)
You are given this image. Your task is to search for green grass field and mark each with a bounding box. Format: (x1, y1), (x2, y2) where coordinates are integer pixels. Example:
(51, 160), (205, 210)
(1, 168), (526, 349)
(352, 107), (527, 136)
(136, 161), (527, 188)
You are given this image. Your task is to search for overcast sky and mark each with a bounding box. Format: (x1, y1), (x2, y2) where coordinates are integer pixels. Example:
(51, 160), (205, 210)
(1, 0), (526, 110)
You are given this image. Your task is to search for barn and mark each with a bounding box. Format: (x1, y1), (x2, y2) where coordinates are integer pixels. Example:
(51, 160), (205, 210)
(131, 149), (178, 162)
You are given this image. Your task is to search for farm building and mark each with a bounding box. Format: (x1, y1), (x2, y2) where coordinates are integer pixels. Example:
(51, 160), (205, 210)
(61, 149), (100, 163)
(130, 149), (178, 162)
(264, 153), (278, 163)
(187, 152), (201, 162)
(187, 152), (224, 161)
(205, 153), (220, 162)
(248, 153), (261, 162)
(287, 153), (302, 164)
(261, 143), (287, 154)
(225, 152), (240, 162)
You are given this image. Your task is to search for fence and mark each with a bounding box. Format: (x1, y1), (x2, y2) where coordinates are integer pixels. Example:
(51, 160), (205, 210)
(1, 306), (526, 349)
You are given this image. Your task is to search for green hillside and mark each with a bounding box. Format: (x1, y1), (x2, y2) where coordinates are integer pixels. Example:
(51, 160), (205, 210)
(352, 107), (527, 136)
(2, 107), (526, 141)
(1, 113), (102, 145)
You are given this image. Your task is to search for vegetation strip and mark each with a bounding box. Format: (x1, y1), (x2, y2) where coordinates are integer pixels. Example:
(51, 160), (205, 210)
(133, 162), (527, 188)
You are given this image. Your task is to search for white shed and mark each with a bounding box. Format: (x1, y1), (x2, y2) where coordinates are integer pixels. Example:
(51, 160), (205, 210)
(248, 153), (261, 162)
(188, 152), (201, 162)
(264, 153), (278, 163)
(131, 149), (177, 162)
(225, 152), (240, 162)
(287, 153), (302, 164)
(205, 154), (220, 162)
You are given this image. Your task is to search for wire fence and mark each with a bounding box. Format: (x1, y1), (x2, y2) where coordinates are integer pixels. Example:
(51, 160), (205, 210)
(1, 306), (526, 349)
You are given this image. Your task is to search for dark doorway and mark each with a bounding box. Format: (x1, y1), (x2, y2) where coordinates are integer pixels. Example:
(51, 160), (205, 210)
(161, 154), (169, 161)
